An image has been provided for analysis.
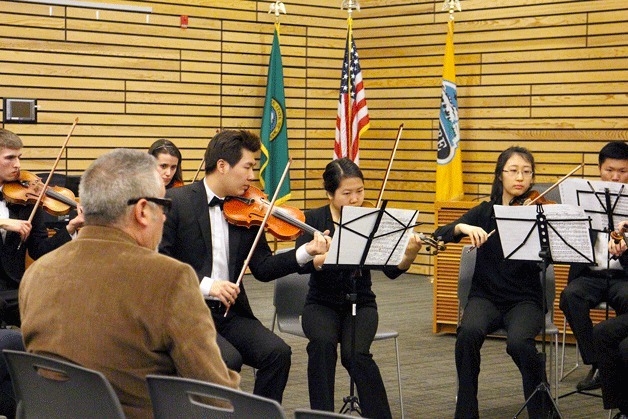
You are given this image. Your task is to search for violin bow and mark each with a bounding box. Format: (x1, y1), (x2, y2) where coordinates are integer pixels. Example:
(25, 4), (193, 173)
(527, 163), (583, 205)
(192, 129), (221, 183)
(191, 157), (204, 183)
(467, 163), (584, 253)
(18, 118), (79, 248)
(224, 158), (293, 317)
(375, 123), (403, 208)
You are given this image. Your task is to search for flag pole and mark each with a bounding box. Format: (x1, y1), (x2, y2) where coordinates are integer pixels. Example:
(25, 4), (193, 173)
(341, 0), (360, 160)
(267, 1), (288, 253)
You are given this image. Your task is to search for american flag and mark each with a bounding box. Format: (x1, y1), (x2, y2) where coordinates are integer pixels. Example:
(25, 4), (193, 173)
(335, 33), (370, 164)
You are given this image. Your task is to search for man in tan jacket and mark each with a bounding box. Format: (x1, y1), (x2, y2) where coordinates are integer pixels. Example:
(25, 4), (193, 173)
(19, 148), (240, 418)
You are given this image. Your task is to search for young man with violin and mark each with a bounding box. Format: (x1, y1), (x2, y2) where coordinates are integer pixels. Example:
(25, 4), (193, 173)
(0, 128), (83, 327)
(159, 129), (329, 403)
(559, 140), (628, 393)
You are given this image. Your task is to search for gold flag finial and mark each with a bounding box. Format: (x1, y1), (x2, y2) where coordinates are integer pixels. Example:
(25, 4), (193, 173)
(442, 0), (462, 20)
(269, 1), (287, 22)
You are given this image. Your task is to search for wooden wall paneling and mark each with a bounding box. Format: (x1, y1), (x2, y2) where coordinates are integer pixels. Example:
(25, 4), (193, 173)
(1, 0), (627, 278)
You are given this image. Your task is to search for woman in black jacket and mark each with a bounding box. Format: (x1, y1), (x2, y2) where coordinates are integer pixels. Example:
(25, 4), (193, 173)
(434, 146), (551, 419)
(296, 158), (420, 418)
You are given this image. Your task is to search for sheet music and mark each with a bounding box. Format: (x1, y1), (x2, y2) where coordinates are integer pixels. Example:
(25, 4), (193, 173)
(494, 204), (593, 264)
(324, 206), (418, 268)
(560, 178), (628, 231)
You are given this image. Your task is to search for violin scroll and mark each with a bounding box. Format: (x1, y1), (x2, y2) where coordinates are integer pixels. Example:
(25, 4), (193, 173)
(611, 224), (628, 246)
(418, 233), (446, 255)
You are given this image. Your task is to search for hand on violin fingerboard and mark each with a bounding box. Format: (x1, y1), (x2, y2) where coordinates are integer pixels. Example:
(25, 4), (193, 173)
(0, 219), (32, 241)
(608, 239), (626, 257)
(305, 230), (331, 257)
(66, 204), (85, 235)
(609, 220), (628, 257)
(397, 233), (422, 270)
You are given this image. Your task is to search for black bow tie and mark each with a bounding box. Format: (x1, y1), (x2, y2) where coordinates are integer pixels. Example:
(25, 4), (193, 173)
(209, 196), (224, 209)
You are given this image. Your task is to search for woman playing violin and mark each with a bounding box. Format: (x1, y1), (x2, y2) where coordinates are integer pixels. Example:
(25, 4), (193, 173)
(434, 146), (553, 419)
(295, 158), (421, 418)
(0, 128), (83, 328)
(148, 139), (184, 189)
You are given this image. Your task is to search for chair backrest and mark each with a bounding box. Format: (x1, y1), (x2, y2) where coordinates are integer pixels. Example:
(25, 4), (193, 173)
(3, 349), (125, 419)
(294, 408), (355, 418)
(273, 271), (310, 335)
(274, 271), (309, 320)
(146, 374), (287, 419)
(457, 244), (477, 310)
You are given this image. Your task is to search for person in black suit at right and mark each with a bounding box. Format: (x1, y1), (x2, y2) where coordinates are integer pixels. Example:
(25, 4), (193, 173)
(159, 129), (329, 403)
(594, 224), (628, 419)
(592, 312), (628, 419)
(559, 141), (628, 391)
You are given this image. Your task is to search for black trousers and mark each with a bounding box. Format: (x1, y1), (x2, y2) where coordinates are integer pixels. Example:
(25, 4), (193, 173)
(455, 297), (547, 419)
(592, 313), (628, 413)
(559, 275), (628, 365)
(211, 309), (291, 403)
(301, 302), (392, 419)
(0, 289), (19, 328)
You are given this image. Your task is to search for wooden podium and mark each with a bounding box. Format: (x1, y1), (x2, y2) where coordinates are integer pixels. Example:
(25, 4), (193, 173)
(432, 201), (610, 339)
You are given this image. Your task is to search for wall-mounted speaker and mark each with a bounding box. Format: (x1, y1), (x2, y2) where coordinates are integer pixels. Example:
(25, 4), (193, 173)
(3, 98), (37, 123)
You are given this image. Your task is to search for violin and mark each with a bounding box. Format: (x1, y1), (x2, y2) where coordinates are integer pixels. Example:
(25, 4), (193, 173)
(169, 179), (185, 189)
(223, 185), (322, 241)
(3, 170), (78, 216)
(509, 189), (557, 206)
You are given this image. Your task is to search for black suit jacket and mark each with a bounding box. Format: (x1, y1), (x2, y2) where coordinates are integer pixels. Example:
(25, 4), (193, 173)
(160, 181), (301, 319)
(1, 202), (72, 286)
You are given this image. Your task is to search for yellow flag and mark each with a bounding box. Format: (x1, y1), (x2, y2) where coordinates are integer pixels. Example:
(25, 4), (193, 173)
(435, 20), (463, 202)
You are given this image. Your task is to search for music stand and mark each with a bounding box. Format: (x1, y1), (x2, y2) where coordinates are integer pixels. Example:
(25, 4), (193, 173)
(559, 178), (628, 234)
(323, 201), (419, 415)
(494, 203), (594, 419)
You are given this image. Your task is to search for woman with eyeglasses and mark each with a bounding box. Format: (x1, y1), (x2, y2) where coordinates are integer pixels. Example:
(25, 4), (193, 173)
(148, 139), (184, 189)
(434, 146), (554, 419)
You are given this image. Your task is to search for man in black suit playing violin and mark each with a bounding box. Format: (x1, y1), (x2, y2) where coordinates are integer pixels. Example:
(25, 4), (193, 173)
(560, 141), (628, 392)
(159, 129), (329, 403)
(0, 128), (83, 327)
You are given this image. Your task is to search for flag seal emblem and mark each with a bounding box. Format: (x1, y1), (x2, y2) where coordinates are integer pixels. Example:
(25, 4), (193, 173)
(437, 80), (460, 165)
(270, 98), (284, 142)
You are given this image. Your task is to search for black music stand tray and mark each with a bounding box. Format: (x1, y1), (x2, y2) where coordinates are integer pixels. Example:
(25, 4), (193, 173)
(322, 201), (418, 415)
(494, 203), (594, 419)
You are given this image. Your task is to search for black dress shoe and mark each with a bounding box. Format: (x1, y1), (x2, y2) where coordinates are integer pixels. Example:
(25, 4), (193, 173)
(576, 367), (601, 391)
(611, 412), (628, 419)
